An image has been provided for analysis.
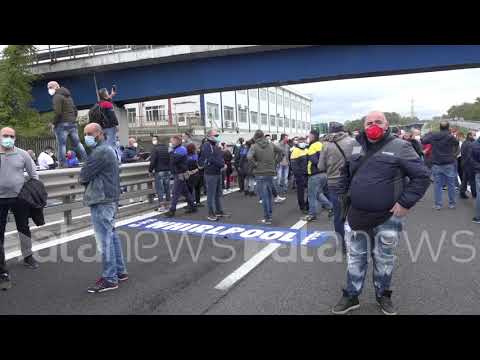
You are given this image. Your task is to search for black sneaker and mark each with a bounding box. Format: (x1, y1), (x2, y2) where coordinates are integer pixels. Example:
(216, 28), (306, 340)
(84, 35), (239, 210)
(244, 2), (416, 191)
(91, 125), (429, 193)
(196, 203), (204, 208)
(332, 292), (360, 314)
(460, 193), (469, 199)
(473, 217), (480, 224)
(23, 255), (39, 269)
(215, 212), (231, 218)
(87, 278), (119, 293)
(117, 273), (129, 282)
(184, 207), (198, 214)
(207, 214), (218, 221)
(376, 290), (397, 315)
(0, 273), (11, 291)
(163, 211), (175, 218)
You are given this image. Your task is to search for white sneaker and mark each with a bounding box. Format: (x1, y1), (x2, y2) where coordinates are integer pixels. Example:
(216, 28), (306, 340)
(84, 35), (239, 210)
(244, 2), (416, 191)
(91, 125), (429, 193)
(274, 196), (286, 203)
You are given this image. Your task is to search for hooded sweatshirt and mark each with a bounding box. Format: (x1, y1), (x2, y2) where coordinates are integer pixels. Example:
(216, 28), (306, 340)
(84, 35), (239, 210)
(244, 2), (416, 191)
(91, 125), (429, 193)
(247, 137), (283, 177)
(52, 87), (78, 125)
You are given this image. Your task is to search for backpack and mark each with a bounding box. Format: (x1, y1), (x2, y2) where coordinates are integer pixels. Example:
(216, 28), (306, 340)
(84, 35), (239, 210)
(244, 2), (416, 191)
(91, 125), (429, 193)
(88, 103), (107, 128)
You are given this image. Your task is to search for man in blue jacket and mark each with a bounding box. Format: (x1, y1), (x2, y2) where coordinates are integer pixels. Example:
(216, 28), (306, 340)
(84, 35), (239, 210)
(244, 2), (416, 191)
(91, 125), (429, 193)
(332, 111), (430, 315)
(163, 135), (197, 218)
(199, 129), (228, 221)
(80, 123), (128, 294)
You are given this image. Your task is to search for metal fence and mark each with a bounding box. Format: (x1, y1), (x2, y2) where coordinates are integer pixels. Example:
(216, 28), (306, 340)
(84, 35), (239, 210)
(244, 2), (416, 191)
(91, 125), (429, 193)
(16, 136), (57, 156)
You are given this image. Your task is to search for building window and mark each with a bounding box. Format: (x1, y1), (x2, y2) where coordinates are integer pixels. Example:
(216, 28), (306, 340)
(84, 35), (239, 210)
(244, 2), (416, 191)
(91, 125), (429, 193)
(146, 105), (166, 123)
(249, 89), (258, 99)
(207, 102), (219, 125)
(277, 92), (283, 108)
(224, 106), (234, 121)
(291, 119), (295, 129)
(250, 111), (258, 124)
(277, 116), (283, 127)
(238, 105), (247, 123)
(261, 113), (268, 125)
(260, 89), (267, 101)
(269, 91), (276, 104)
(284, 95), (290, 109)
(270, 115), (276, 127)
(127, 108), (136, 124)
(284, 117), (289, 128)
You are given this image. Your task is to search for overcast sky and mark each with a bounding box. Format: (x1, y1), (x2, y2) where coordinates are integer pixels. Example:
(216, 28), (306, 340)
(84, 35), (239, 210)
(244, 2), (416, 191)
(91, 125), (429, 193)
(2, 45), (480, 123)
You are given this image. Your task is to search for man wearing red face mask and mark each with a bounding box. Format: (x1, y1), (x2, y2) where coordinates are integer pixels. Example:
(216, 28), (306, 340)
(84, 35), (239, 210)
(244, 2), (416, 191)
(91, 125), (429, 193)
(332, 111), (430, 316)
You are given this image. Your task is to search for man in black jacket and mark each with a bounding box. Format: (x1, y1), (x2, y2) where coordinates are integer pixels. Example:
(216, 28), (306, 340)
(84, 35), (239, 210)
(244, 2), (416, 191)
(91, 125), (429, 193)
(163, 135), (196, 218)
(47, 81), (88, 168)
(149, 136), (171, 211)
(332, 111), (430, 316)
(421, 121), (459, 210)
(460, 132), (477, 199)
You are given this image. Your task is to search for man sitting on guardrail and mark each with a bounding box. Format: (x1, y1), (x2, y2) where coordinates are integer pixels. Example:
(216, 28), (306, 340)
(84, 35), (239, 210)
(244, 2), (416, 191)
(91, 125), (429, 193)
(79, 123), (128, 294)
(0, 127), (40, 290)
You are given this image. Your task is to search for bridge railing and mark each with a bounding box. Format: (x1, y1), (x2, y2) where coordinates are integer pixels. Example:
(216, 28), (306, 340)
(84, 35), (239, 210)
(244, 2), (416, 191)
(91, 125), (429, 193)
(31, 161), (155, 226)
(32, 45), (176, 65)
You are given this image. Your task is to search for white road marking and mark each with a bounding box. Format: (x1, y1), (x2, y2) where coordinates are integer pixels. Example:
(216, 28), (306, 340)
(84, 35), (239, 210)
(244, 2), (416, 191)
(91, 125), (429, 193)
(5, 188), (239, 261)
(214, 220), (307, 291)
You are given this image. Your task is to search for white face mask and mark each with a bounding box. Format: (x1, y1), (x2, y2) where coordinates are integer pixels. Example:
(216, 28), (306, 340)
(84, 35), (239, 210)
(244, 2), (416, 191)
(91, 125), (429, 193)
(414, 135), (421, 141)
(152, 139), (158, 145)
(48, 88), (56, 96)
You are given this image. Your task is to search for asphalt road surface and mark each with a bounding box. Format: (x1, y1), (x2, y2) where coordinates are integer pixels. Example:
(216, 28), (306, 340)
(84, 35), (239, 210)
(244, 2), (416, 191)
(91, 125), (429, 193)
(1, 184), (480, 315)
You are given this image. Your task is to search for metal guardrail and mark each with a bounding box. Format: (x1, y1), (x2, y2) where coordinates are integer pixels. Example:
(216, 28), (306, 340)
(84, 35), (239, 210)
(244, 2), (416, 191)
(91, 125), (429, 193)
(31, 162), (155, 225)
(32, 45), (175, 65)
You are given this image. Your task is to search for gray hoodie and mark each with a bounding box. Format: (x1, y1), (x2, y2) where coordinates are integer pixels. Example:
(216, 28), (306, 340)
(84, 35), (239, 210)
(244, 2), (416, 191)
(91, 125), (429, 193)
(318, 132), (358, 188)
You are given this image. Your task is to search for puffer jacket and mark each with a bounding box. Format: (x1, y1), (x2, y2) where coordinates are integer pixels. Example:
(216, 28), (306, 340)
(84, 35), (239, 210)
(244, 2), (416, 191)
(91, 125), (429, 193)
(79, 141), (120, 206)
(247, 137), (283, 177)
(52, 87), (78, 126)
(318, 132), (357, 188)
(290, 145), (308, 177)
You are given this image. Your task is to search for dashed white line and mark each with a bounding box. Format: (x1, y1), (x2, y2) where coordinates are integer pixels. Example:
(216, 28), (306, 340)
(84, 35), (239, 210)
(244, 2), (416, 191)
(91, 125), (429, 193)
(214, 219), (307, 291)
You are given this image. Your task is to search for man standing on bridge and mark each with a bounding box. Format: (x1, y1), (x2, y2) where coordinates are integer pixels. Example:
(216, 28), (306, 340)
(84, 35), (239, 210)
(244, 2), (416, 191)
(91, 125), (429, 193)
(332, 112), (430, 315)
(80, 123), (128, 293)
(0, 127), (40, 290)
(47, 81), (88, 168)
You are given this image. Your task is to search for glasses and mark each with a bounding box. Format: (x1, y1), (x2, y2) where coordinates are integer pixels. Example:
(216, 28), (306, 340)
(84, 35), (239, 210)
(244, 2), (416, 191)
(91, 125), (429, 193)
(2, 135), (15, 139)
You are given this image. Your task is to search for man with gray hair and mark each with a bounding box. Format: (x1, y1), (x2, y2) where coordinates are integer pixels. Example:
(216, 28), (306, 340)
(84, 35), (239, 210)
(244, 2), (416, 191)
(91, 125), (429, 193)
(0, 127), (40, 290)
(47, 81), (88, 167)
(332, 112), (430, 315)
(80, 123), (127, 293)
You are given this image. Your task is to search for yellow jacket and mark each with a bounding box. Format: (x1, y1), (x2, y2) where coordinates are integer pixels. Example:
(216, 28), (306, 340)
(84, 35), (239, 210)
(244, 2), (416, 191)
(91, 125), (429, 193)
(306, 141), (323, 176)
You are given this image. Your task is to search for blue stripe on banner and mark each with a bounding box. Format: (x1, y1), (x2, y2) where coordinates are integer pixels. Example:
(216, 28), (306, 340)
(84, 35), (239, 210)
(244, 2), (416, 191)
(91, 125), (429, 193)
(119, 218), (331, 248)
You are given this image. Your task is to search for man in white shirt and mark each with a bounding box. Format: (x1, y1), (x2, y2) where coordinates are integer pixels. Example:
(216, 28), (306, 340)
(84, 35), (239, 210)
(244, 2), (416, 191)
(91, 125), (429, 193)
(37, 146), (55, 170)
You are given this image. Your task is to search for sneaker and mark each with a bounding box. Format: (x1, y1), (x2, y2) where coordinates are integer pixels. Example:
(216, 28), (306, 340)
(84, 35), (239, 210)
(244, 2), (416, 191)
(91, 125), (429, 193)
(0, 273), (11, 291)
(196, 203), (205, 208)
(207, 214), (219, 221)
(87, 278), (119, 293)
(23, 255), (39, 269)
(433, 205), (441, 211)
(332, 292), (360, 314)
(376, 290), (397, 315)
(260, 219), (273, 225)
(259, 199), (263, 204)
(472, 217), (480, 224)
(274, 196), (286, 203)
(327, 209), (334, 218)
(215, 212), (231, 218)
(163, 211), (175, 218)
(117, 273), (129, 282)
(460, 193), (469, 199)
(155, 206), (167, 212)
(302, 215), (317, 222)
(448, 204), (456, 209)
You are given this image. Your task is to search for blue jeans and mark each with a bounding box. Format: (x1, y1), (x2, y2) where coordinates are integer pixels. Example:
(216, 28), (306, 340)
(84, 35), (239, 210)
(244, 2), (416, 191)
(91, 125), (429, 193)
(204, 174), (224, 215)
(256, 176), (274, 220)
(277, 165), (289, 194)
(344, 215), (404, 298)
(307, 173), (332, 217)
(155, 171), (171, 203)
(244, 176), (256, 192)
(475, 174), (480, 218)
(90, 203), (127, 284)
(328, 190), (345, 241)
(432, 164), (457, 207)
(104, 127), (117, 148)
(54, 122), (88, 167)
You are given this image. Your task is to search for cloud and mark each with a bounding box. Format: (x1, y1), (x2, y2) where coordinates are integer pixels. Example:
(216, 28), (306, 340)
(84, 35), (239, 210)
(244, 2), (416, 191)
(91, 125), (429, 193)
(290, 68), (480, 123)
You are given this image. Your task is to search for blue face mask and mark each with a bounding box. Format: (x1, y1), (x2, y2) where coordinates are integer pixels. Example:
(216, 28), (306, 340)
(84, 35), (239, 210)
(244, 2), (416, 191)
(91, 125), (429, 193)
(84, 135), (97, 148)
(1, 137), (15, 149)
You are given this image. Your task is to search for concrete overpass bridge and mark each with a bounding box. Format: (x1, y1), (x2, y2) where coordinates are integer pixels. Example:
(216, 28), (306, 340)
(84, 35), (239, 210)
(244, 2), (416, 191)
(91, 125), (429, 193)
(30, 45), (480, 113)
